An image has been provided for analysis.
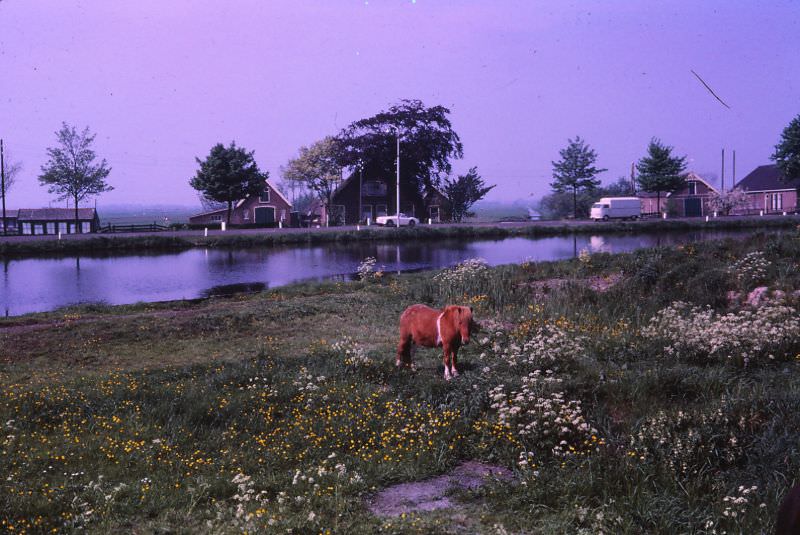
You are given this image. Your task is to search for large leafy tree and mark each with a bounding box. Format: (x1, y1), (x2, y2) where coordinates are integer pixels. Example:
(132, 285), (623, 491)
(443, 167), (495, 222)
(636, 138), (687, 213)
(550, 136), (606, 218)
(771, 113), (800, 180)
(39, 123), (112, 232)
(337, 99), (463, 212)
(190, 142), (266, 224)
(281, 136), (343, 224)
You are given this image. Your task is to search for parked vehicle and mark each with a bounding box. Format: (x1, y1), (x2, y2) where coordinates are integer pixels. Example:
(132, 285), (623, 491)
(375, 213), (419, 227)
(590, 197), (641, 221)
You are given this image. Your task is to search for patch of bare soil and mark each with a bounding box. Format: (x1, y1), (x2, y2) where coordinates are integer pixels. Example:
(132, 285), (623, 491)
(527, 272), (623, 299)
(367, 461), (514, 517)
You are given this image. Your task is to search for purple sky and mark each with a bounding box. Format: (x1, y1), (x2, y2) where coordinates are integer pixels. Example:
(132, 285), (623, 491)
(1, 0), (798, 208)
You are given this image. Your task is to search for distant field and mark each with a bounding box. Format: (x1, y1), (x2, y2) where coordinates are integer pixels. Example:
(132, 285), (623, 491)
(98, 205), (200, 226)
(466, 202), (531, 222)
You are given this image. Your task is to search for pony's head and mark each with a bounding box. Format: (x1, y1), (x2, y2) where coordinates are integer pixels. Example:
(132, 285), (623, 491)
(445, 305), (475, 344)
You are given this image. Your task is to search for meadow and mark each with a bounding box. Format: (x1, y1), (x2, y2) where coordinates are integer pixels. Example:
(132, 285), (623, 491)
(2, 230), (800, 533)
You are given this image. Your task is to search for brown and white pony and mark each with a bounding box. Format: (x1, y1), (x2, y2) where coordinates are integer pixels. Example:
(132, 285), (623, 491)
(396, 304), (476, 380)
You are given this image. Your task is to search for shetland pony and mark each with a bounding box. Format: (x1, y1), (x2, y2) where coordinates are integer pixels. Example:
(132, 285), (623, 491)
(396, 304), (476, 380)
(776, 483), (800, 535)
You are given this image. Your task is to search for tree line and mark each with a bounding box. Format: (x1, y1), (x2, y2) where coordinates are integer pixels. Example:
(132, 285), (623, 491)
(542, 115), (800, 219)
(2, 109), (799, 232)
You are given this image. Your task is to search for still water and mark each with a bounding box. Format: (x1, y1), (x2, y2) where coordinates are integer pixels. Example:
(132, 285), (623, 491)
(0, 230), (760, 316)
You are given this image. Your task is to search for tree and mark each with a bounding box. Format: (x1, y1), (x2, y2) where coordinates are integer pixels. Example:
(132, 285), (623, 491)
(1, 142), (22, 235)
(282, 137), (343, 225)
(39, 123), (112, 232)
(636, 138), (687, 214)
(337, 99), (463, 213)
(190, 142), (266, 224)
(771, 113), (800, 180)
(443, 167), (495, 222)
(550, 136), (606, 218)
(707, 188), (749, 215)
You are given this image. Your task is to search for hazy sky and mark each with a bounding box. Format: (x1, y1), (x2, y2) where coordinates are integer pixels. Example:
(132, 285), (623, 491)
(1, 0), (798, 208)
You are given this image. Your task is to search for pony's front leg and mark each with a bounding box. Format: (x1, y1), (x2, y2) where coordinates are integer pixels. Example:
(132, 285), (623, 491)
(450, 349), (459, 378)
(442, 348), (452, 380)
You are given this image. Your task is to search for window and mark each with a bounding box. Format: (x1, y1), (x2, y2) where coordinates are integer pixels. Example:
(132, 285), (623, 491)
(687, 181), (696, 195)
(47, 222), (56, 234)
(211, 215), (222, 222)
(362, 181), (387, 197)
(82, 222), (91, 233)
(259, 187), (271, 203)
(59, 222), (68, 234)
(22, 222), (32, 235)
(771, 193), (783, 211)
(428, 205), (440, 222)
(33, 224), (43, 235)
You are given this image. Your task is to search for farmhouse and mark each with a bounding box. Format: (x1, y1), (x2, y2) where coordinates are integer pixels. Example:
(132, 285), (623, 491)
(313, 163), (450, 226)
(638, 172), (718, 217)
(732, 164), (799, 215)
(189, 180), (292, 226)
(3, 208), (100, 235)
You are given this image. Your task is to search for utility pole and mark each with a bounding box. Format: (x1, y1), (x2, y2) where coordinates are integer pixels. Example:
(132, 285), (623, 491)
(721, 148), (725, 192)
(732, 150), (736, 189)
(630, 162), (636, 193)
(1, 139), (6, 236)
(395, 130), (401, 219)
(358, 161), (363, 223)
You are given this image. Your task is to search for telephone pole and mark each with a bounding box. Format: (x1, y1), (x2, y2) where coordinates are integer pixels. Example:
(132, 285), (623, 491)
(1, 139), (6, 236)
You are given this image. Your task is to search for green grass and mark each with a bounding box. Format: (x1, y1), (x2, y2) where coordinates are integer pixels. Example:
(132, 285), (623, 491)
(2, 231), (800, 533)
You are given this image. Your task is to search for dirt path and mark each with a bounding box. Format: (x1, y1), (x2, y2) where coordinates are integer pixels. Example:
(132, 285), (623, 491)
(368, 461), (514, 517)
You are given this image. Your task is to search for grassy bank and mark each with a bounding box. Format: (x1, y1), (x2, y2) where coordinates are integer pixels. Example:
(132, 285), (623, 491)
(2, 230), (800, 533)
(1, 216), (799, 258)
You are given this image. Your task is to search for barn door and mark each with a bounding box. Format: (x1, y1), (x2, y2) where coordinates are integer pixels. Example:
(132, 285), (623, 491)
(255, 207), (275, 225)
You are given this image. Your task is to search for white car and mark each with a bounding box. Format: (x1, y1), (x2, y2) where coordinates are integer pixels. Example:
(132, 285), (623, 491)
(375, 213), (419, 227)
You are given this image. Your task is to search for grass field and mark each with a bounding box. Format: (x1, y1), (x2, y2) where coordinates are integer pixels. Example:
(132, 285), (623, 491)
(2, 230), (800, 533)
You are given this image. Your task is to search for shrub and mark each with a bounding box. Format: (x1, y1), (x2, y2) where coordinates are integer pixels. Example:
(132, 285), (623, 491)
(642, 301), (800, 366)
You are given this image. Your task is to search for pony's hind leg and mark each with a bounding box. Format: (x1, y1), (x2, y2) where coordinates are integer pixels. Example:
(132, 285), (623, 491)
(396, 335), (413, 368)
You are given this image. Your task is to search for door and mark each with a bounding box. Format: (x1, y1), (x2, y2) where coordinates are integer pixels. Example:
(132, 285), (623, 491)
(255, 207), (275, 225)
(684, 198), (702, 217)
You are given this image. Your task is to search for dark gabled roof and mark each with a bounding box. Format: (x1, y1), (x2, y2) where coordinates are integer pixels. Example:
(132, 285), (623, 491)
(735, 164), (800, 192)
(16, 208), (97, 221)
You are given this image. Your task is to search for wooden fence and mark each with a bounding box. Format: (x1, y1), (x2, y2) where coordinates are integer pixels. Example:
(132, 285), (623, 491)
(97, 223), (170, 234)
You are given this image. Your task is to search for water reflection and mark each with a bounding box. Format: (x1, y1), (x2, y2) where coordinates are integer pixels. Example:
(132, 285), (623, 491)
(0, 229), (770, 316)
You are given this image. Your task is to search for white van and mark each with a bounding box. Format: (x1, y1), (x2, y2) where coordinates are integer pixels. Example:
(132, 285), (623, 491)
(590, 197), (641, 221)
